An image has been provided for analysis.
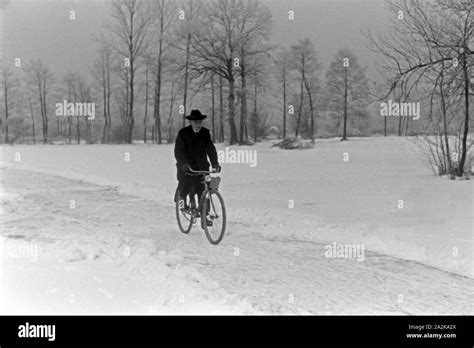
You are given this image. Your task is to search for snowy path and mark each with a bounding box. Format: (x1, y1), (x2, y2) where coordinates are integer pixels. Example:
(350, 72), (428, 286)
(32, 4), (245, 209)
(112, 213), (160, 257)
(1, 167), (472, 314)
(1, 139), (472, 278)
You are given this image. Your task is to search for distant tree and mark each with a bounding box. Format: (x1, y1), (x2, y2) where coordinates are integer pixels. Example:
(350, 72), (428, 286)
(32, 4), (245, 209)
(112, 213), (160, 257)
(248, 51), (271, 142)
(0, 66), (16, 143)
(211, 74), (216, 141)
(92, 45), (114, 143)
(274, 47), (292, 139)
(108, 0), (151, 143)
(174, 0), (204, 128)
(63, 72), (80, 144)
(325, 49), (369, 141)
(77, 77), (93, 144)
(218, 75), (225, 142)
(142, 61), (151, 143)
(162, 61), (182, 143)
(291, 38), (320, 141)
(27, 92), (37, 144)
(235, 0), (272, 144)
(116, 63), (130, 143)
(147, 0), (176, 144)
(190, 0), (271, 145)
(24, 60), (55, 144)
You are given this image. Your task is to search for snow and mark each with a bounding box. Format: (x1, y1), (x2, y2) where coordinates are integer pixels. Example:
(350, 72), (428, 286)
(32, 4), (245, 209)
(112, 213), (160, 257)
(0, 213), (255, 315)
(0, 136), (473, 314)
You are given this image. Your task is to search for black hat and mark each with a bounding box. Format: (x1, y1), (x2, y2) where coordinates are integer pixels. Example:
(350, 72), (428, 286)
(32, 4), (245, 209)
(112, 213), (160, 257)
(185, 109), (207, 120)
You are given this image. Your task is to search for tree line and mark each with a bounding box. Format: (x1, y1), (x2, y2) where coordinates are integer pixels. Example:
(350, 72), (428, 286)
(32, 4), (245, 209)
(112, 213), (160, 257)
(0, 0), (472, 175)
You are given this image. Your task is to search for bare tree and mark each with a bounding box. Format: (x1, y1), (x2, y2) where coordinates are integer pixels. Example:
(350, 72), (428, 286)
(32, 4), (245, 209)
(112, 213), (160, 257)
(325, 48), (369, 140)
(291, 38), (320, 140)
(235, 0), (272, 144)
(63, 72), (80, 144)
(108, 0), (151, 143)
(166, 75), (181, 143)
(274, 47), (292, 139)
(248, 50), (271, 142)
(77, 77), (93, 144)
(367, 0), (473, 176)
(189, 0), (242, 145)
(147, 0), (175, 144)
(218, 75), (225, 142)
(27, 92), (36, 144)
(211, 74), (216, 141)
(143, 62), (151, 143)
(174, 0), (204, 128)
(63, 73), (89, 144)
(116, 63), (130, 143)
(24, 60), (55, 144)
(92, 45), (113, 143)
(0, 66), (16, 143)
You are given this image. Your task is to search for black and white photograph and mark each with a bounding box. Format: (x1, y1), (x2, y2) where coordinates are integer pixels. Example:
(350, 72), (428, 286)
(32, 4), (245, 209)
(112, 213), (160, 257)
(0, 0), (472, 334)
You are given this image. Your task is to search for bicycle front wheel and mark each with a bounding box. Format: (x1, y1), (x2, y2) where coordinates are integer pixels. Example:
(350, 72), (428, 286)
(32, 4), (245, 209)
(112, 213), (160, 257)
(176, 191), (194, 234)
(201, 190), (226, 245)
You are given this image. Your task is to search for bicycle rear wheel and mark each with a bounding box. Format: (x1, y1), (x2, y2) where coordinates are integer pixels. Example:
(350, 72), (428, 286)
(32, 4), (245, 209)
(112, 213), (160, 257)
(201, 190), (226, 245)
(175, 191), (194, 234)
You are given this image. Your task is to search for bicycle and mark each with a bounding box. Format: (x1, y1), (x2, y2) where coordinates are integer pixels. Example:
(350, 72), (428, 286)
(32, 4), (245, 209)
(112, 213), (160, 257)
(174, 168), (226, 245)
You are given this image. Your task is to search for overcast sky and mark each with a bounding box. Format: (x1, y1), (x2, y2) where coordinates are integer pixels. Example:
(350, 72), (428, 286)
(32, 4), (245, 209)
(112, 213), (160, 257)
(1, 0), (391, 80)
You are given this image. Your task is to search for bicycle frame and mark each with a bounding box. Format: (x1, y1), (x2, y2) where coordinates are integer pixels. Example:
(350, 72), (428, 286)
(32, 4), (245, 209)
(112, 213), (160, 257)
(186, 169), (220, 190)
(184, 168), (220, 225)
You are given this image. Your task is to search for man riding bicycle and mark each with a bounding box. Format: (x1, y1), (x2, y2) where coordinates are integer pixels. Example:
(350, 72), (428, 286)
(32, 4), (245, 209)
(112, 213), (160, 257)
(174, 109), (221, 226)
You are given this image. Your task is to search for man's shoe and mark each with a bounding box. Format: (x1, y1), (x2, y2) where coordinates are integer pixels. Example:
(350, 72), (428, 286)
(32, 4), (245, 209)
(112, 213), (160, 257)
(201, 217), (213, 229)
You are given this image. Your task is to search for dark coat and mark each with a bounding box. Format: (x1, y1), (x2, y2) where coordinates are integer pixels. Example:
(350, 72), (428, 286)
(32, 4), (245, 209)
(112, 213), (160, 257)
(174, 125), (219, 172)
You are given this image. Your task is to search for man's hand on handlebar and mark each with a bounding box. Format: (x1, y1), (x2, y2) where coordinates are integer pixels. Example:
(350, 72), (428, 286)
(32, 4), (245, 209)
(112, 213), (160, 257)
(213, 165), (221, 173)
(181, 163), (191, 173)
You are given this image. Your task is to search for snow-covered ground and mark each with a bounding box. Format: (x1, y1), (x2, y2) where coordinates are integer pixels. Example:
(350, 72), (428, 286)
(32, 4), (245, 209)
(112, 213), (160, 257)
(0, 137), (473, 314)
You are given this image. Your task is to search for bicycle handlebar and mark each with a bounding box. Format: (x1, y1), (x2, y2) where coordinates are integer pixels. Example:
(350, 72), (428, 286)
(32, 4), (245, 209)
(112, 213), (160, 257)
(187, 168), (217, 175)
